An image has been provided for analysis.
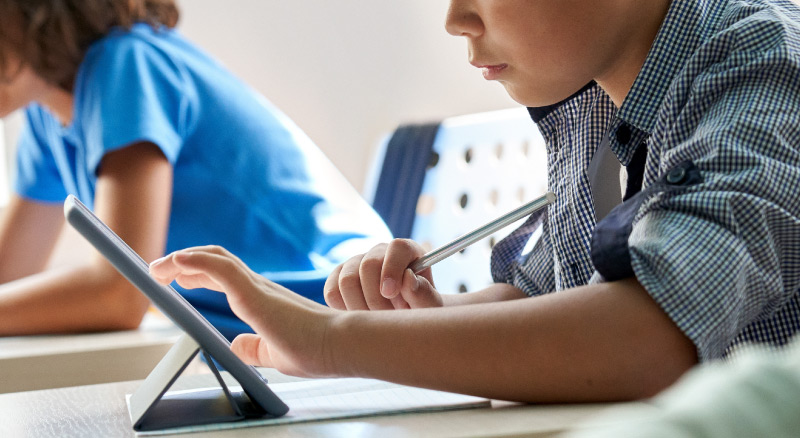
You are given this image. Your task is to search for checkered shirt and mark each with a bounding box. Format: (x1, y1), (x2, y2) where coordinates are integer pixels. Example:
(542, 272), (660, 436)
(491, 0), (800, 361)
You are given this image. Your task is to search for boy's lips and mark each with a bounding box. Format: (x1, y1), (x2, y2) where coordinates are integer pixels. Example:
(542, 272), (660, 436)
(471, 62), (508, 80)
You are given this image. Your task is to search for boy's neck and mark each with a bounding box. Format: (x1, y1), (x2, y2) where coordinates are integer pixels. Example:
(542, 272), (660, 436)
(595, 0), (672, 107)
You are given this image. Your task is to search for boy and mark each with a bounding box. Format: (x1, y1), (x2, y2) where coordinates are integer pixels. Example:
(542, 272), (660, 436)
(150, 0), (800, 402)
(0, 0), (390, 339)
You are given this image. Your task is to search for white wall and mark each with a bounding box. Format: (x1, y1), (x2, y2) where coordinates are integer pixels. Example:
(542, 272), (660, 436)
(176, 0), (518, 190)
(1, 1), (519, 192)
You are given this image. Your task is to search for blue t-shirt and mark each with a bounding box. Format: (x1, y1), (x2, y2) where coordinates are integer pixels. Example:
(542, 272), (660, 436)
(14, 24), (391, 340)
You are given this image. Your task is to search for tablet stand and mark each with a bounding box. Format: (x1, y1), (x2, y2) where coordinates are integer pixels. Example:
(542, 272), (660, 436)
(128, 333), (268, 431)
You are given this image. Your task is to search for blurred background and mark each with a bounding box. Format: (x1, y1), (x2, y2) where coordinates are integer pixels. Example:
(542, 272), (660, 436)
(1, 0), (519, 198)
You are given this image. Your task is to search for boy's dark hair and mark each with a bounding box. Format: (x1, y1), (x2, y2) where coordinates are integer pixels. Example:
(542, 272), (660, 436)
(0, 0), (179, 91)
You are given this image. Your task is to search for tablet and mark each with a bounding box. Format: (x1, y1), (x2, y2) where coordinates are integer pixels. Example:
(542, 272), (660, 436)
(64, 195), (289, 429)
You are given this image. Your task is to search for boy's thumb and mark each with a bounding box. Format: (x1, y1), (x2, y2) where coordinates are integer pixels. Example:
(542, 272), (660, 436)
(400, 269), (442, 308)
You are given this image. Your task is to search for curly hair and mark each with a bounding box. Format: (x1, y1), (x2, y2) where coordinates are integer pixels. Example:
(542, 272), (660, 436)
(0, 0), (179, 91)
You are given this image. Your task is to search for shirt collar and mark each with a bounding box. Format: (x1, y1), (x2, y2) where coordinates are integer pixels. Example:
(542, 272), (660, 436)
(617, 0), (728, 133)
(527, 81), (597, 123)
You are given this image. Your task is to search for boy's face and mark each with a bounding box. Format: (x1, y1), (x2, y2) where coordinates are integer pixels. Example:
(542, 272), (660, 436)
(446, 0), (660, 107)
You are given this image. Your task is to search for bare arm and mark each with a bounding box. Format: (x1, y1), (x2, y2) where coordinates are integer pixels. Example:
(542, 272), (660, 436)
(440, 282), (527, 305)
(0, 196), (66, 283)
(0, 143), (172, 335)
(152, 247), (697, 403)
(333, 278), (696, 402)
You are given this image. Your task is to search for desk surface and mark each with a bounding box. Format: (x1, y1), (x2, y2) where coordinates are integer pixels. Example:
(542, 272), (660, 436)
(0, 312), (182, 394)
(0, 368), (653, 438)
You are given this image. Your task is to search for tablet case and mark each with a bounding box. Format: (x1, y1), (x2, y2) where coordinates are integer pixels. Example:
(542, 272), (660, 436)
(63, 195), (289, 431)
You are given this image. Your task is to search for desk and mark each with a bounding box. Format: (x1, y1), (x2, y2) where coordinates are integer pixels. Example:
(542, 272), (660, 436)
(0, 312), (183, 394)
(0, 368), (654, 437)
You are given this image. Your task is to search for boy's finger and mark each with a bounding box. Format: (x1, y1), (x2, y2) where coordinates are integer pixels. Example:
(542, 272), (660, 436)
(399, 268), (441, 308)
(337, 255), (369, 310)
(173, 272), (218, 291)
(149, 253), (182, 283)
(381, 239), (423, 299)
(360, 245), (394, 310)
(160, 250), (253, 298)
(231, 334), (272, 367)
(323, 264), (346, 309)
(149, 250), (219, 281)
(389, 295), (410, 309)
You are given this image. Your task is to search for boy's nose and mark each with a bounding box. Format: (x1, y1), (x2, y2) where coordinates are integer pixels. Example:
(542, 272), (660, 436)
(444, 0), (483, 38)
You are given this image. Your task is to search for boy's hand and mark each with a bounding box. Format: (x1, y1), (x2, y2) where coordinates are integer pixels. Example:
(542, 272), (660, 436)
(324, 238), (442, 310)
(149, 246), (338, 378)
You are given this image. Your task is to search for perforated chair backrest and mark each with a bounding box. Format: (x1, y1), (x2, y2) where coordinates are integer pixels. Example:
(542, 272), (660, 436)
(367, 108), (548, 294)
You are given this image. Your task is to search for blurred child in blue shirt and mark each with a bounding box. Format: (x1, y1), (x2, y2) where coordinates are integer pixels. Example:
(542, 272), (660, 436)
(0, 0), (390, 340)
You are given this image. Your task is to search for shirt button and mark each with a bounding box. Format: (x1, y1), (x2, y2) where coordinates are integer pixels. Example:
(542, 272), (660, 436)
(615, 124), (632, 145)
(666, 167), (687, 184)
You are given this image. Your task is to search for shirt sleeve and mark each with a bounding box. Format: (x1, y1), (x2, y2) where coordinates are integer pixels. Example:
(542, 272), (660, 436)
(12, 107), (69, 203)
(626, 50), (800, 360)
(73, 30), (196, 174)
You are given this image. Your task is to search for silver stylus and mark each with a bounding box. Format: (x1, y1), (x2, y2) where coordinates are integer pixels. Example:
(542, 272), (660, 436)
(409, 191), (555, 273)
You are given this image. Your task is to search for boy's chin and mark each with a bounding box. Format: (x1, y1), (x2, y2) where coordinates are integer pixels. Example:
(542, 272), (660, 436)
(505, 86), (559, 108)
(504, 83), (587, 108)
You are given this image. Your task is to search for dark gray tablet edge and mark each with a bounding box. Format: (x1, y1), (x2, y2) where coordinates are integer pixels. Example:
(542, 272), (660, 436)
(63, 195), (289, 427)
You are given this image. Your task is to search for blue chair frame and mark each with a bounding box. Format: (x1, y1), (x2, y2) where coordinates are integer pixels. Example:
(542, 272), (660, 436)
(366, 108), (548, 294)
